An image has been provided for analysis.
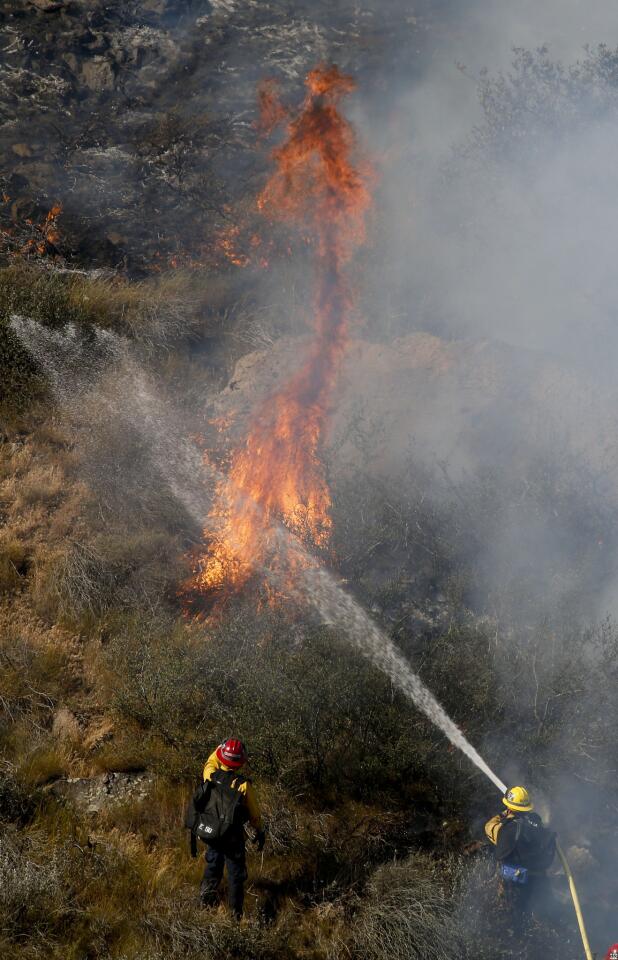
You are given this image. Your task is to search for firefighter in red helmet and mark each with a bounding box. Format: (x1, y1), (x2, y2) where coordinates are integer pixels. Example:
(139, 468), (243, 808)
(606, 945), (618, 960)
(197, 738), (265, 918)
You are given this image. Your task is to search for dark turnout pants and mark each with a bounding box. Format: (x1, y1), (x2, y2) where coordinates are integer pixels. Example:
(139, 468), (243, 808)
(200, 831), (247, 918)
(500, 871), (556, 933)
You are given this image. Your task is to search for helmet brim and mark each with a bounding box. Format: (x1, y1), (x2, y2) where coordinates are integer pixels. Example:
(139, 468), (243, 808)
(502, 797), (534, 812)
(216, 746), (246, 769)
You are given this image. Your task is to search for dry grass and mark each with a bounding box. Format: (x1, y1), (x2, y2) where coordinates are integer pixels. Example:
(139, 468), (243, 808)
(0, 537), (29, 592)
(0, 429), (87, 547)
(0, 798), (300, 960)
(351, 853), (458, 960)
(17, 744), (74, 789)
(4, 462), (65, 512)
(31, 530), (187, 623)
(62, 270), (204, 345)
(1, 247), (615, 959)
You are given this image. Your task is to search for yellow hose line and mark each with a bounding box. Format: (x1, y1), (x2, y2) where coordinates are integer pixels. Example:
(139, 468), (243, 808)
(556, 842), (593, 960)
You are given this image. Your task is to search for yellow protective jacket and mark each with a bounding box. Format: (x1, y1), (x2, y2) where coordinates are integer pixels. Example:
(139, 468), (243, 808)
(485, 811), (514, 845)
(203, 750), (263, 831)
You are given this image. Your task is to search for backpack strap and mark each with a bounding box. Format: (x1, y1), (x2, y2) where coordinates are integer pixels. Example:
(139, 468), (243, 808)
(211, 769), (246, 793)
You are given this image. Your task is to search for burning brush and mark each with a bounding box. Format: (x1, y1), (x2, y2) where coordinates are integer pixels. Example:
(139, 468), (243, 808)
(185, 65), (372, 609)
(0, 197), (63, 262)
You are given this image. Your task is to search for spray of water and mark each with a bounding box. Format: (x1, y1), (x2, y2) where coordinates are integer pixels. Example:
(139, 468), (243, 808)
(300, 563), (507, 793)
(10, 315), (212, 522)
(11, 316), (507, 795)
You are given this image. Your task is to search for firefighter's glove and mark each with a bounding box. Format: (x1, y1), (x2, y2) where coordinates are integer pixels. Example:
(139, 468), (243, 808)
(255, 829), (266, 852)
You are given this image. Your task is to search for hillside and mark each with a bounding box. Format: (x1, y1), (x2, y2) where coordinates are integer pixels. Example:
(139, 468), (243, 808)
(2, 2), (618, 960)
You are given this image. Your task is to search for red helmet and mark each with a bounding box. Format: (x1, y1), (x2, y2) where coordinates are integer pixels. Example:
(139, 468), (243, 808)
(606, 946), (618, 960)
(216, 738), (247, 769)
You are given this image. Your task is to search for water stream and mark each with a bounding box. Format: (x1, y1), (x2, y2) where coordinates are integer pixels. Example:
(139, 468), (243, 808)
(11, 316), (507, 795)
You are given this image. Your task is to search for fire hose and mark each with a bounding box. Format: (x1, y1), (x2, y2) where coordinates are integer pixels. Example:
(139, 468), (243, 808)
(556, 842), (593, 960)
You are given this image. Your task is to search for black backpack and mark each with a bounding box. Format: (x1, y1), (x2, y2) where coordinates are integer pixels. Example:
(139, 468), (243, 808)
(185, 770), (247, 857)
(513, 813), (557, 872)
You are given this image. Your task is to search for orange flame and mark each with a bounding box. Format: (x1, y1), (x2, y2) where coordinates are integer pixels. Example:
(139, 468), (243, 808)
(215, 224), (251, 267)
(187, 66), (372, 607)
(1, 201), (63, 261)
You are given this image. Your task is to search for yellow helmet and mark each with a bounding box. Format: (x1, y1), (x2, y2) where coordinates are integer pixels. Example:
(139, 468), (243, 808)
(502, 786), (533, 812)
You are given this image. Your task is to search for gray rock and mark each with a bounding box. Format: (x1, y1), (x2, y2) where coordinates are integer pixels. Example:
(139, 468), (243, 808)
(63, 53), (79, 73)
(49, 771), (154, 812)
(81, 57), (116, 92)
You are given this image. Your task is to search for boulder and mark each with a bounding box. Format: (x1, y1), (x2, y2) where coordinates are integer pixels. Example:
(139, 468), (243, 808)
(210, 332), (618, 488)
(52, 706), (81, 742)
(81, 57), (116, 92)
(11, 144), (34, 158)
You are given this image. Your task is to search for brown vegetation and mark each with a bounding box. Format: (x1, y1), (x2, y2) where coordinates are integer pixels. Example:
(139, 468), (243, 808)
(3, 30), (618, 958)
(1, 265), (617, 958)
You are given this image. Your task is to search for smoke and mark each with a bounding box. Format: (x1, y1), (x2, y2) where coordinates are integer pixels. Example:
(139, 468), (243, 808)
(332, 0), (618, 636)
(351, 2), (618, 948)
(356, 0), (618, 363)
(203, 4), (617, 949)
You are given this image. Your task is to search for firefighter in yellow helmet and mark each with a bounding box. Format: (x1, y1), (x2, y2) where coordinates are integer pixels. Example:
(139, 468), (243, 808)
(485, 786), (556, 933)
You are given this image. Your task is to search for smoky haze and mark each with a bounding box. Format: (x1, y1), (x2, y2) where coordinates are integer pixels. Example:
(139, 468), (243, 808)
(346, 2), (618, 946)
(366, 0), (618, 366)
(332, 0), (618, 631)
